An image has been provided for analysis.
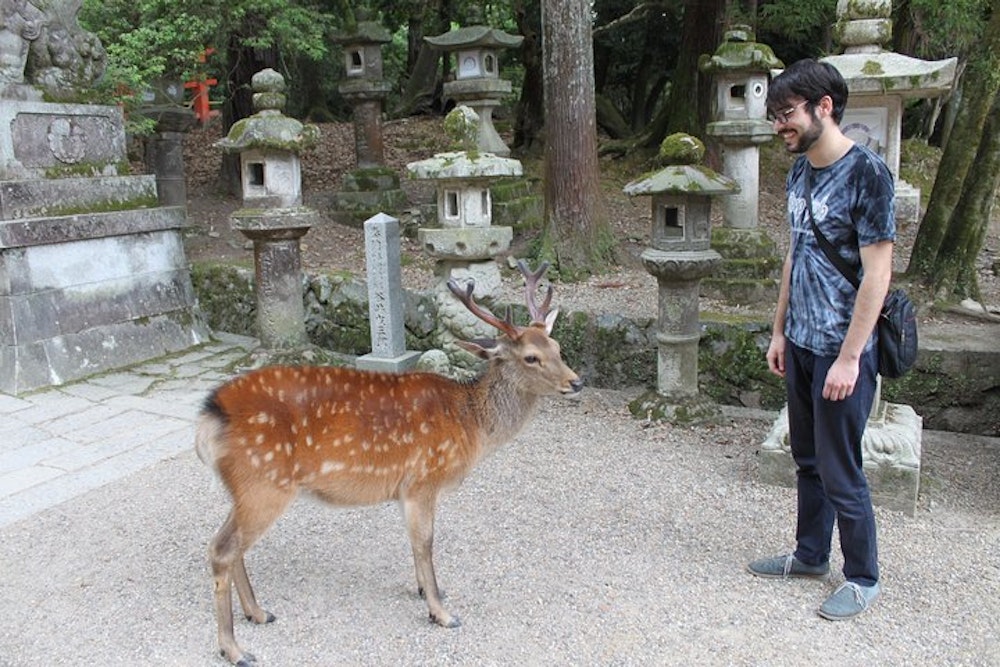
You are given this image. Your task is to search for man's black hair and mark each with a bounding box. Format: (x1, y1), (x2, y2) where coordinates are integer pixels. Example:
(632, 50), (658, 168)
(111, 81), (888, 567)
(767, 58), (849, 124)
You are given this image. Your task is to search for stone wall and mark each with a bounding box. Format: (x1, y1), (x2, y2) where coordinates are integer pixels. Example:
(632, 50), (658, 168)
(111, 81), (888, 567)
(190, 261), (999, 436)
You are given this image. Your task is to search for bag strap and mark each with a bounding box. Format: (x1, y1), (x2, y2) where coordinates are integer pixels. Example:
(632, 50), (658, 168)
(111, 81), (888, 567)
(803, 162), (861, 291)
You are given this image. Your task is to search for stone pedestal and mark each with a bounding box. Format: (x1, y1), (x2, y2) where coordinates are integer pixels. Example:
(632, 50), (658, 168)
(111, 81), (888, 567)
(758, 398), (923, 516)
(231, 209), (317, 349)
(0, 97), (207, 394)
(140, 105), (197, 207)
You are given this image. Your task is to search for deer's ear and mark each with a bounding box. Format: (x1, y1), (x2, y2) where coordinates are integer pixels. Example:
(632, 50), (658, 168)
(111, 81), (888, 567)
(543, 308), (559, 335)
(456, 338), (498, 360)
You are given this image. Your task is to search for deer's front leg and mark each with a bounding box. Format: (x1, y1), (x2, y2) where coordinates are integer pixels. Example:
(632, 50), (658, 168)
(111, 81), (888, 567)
(402, 493), (460, 628)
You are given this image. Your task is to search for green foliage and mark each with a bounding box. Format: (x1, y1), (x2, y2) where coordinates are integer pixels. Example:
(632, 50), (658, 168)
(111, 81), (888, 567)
(757, 0), (837, 61)
(899, 0), (990, 59)
(80, 0), (335, 119)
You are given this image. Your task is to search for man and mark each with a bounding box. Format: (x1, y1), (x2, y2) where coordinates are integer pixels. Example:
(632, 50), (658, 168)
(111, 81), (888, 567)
(747, 59), (895, 621)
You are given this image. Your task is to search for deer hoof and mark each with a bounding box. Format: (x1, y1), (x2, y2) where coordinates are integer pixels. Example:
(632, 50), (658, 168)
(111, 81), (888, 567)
(227, 649), (256, 666)
(244, 611), (276, 625)
(429, 612), (462, 628)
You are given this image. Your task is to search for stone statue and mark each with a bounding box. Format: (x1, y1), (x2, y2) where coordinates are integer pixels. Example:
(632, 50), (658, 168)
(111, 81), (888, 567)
(0, 0), (45, 85)
(25, 0), (105, 95)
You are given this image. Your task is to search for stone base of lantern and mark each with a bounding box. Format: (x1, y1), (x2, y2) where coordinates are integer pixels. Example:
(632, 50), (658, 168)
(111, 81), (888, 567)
(895, 180), (921, 230)
(758, 401), (923, 516)
(702, 227), (781, 304)
(356, 349), (422, 373)
(628, 389), (723, 425)
(490, 177), (543, 231)
(330, 166), (408, 228)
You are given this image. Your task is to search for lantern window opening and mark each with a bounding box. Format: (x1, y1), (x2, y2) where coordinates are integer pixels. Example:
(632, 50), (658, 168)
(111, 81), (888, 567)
(445, 190), (460, 219)
(656, 204), (685, 239)
(728, 83), (747, 111)
(248, 162), (265, 187)
(481, 190), (490, 217)
(348, 50), (364, 75)
(484, 53), (496, 75)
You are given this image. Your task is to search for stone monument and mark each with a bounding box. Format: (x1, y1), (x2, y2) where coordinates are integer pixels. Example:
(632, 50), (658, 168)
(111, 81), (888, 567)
(138, 81), (197, 207)
(0, 0), (207, 394)
(330, 10), (406, 227)
(356, 212), (421, 372)
(623, 133), (738, 424)
(216, 68), (320, 350)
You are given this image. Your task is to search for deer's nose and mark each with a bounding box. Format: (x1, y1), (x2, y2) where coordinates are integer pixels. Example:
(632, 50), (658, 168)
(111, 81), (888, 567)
(567, 378), (584, 394)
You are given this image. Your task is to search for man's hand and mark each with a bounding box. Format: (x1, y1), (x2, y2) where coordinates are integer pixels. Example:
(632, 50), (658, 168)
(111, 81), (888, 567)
(823, 355), (859, 401)
(766, 333), (787, 378)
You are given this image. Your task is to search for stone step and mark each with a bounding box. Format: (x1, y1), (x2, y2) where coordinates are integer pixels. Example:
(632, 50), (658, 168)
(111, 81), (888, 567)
(0, 205), (186, 249)
(0, 175), (159, 220)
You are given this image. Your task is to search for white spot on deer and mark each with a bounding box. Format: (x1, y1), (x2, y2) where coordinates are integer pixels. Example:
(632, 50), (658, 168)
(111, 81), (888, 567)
(305, 435), (314, 447)
(250, 455), (261, 468)
(320, 460), (344, 474)
(264, 451), (274, 463)
(255, 433), (265, 445)
(420, 422), (431, 435)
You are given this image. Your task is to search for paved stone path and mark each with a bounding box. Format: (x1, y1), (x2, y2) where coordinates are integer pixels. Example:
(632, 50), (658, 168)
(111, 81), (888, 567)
(0, 333), (255, 529)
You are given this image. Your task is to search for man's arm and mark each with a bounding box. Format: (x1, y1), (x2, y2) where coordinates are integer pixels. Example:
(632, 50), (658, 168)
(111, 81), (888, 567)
(823, 239), (894, 400)
(766, 249), (793, 377)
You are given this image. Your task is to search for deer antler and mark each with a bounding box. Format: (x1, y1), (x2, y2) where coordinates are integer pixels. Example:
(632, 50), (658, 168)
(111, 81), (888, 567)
(446, 279), (520, 338)
(517, 260), (554, 324)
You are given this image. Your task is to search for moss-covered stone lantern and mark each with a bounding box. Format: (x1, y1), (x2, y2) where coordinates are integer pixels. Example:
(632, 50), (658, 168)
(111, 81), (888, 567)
(215, 68), (320, 349)
(624, 134), (739, 424)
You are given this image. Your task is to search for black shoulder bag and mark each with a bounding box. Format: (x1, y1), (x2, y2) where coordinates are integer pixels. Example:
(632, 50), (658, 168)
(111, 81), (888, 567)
(803, 164), (918, 378)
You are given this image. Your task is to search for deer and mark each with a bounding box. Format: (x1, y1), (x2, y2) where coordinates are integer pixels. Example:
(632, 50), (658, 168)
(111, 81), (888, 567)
(195, 260), (582, 666)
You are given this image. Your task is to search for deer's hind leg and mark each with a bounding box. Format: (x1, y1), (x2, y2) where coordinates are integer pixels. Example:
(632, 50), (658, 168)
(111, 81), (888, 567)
(210, 484), (295, 665)
(402, 491), (459, 628)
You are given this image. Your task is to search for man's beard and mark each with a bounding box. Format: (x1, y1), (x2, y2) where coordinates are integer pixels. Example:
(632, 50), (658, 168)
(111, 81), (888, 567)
(787, 116), (823, 154)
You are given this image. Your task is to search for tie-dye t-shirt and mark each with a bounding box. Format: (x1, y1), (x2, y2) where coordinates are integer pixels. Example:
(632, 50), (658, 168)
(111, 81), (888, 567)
(785, 144), (895, 357)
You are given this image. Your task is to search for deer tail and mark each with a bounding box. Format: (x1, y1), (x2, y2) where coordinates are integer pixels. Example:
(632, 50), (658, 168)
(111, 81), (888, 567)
(195, 394), (228, 469)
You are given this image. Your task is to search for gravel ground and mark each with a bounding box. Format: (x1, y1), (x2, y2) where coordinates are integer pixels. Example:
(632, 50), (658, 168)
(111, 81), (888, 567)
(1, 388), (997, 666)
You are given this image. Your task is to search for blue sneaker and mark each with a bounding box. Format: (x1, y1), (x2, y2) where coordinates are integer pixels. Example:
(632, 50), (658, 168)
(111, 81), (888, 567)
(818, 581), (880, 620)
(747, 554), (829, 580)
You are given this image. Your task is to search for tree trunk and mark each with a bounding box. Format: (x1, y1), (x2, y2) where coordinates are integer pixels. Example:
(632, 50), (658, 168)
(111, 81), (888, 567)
(513, 0), (545, 154)
(395, 0), (449, 116)
(928, 87), (1000, 301)
(219, 23), (280, 196)
(540, 0), (615, 278)
(907, 2), (1000, 283)
(640, 0), (724, 148)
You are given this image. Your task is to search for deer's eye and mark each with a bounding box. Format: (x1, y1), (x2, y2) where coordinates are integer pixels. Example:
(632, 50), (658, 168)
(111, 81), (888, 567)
(524, 355), (540, 365)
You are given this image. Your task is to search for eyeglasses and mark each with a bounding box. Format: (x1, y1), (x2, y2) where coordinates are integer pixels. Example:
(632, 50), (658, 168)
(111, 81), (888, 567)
(767, 101), (809, 124)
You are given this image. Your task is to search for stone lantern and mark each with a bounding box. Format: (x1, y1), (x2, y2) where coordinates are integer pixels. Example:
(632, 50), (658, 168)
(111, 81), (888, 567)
(138, 82), (197, 207)
(699, 26), (784, 306)
(425, 8), (523, 156)
(407, 106), (520, 362)
(330, 10), (407, 227)
(215, 68), (320, 349)
(823, 0), (956, 226)
(624, 134), (738, 423)
(700, 25), (781, 232)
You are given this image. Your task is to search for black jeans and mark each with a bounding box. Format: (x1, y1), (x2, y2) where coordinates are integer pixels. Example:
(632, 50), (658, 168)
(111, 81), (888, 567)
(785, 340), (880, 587)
